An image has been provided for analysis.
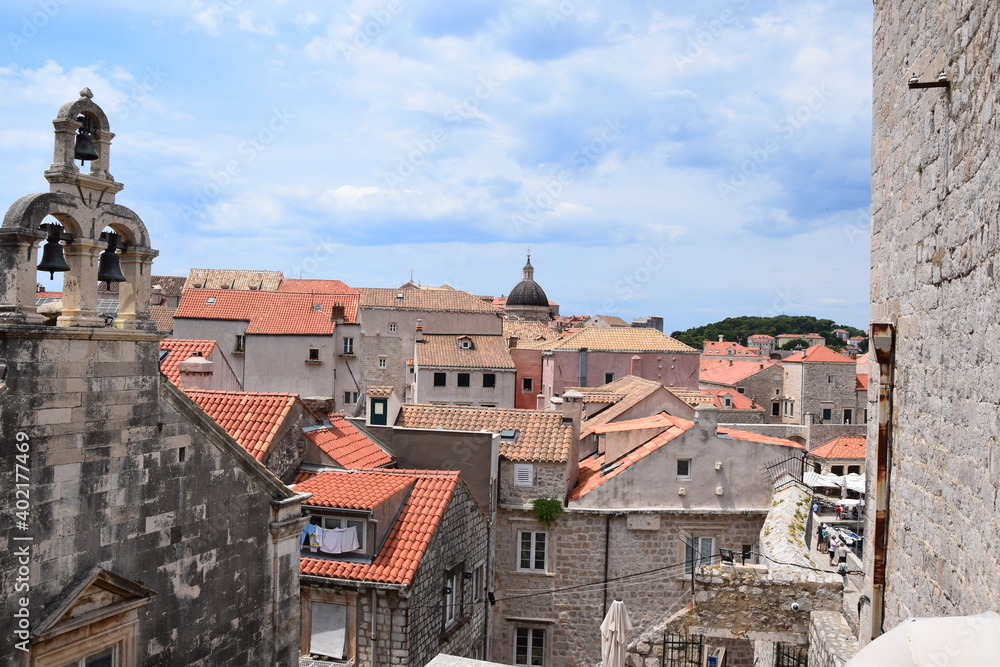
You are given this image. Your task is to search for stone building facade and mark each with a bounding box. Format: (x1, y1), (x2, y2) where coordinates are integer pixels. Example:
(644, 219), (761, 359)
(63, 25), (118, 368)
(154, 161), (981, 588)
(859, 0), (1000, 646)
(0, 92), (304, 666)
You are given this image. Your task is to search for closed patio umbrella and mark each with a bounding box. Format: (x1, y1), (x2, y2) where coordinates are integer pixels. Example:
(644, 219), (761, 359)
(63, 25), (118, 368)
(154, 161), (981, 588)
(846, 611), (1000, 666)
(601, 600), (633, 667)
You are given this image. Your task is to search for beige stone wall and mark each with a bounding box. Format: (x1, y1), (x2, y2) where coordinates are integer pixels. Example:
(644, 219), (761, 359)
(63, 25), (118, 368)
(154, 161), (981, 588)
(865, 0), (1000, 636)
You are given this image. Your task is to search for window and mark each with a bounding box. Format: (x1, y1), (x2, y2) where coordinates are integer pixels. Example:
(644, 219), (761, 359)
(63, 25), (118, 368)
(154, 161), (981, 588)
(378, 357), (387, 368)
(388, 323), (397, 333)
(343, 391), (358, 404)
(457, 373), (470, 387)
(518, 530), (547, 571)
(58, 648), (115, 667)
(515, 627), (545, 666)
(848, 465), (861, 475)
(483, 373), (496, 388)
(604, 372), (615, 384)
(771, 402), (780, 417)
(434, 372), (447, 387)
(843, 409), (853, 424)
(522, 377), (534, 393)
(676, 459), (691, 479)
(443, 568), (462, 628)
(308, 515), (366, 553)
(472, 562), (485, 603)
(370, 398), (387, 426)
(831, 465), (845, 476)
(774, 388), (780, 395)
(513, 463), (534, 487)
(737, 387), (745, 394)
(683, 536), (715, 575)
(308, 348), (320, 362)
(459, 338), (473, 349)
(828, 374), (834, 383)
(342, 337), (354, 355)
(723, 397), (732, 407)
(822, 408), (832, 421)
(310, 602), (348, 660)
(234, 334), (245, 353)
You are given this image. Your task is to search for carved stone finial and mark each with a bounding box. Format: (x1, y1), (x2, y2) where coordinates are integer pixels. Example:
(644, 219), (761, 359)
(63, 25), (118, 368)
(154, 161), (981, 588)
(79, 87), (94, 99)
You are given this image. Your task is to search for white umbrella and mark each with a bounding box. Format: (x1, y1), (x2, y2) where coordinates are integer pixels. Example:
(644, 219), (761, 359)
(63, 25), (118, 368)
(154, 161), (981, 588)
(846, 611), (1000, 666)
(601, 600), (633, 667)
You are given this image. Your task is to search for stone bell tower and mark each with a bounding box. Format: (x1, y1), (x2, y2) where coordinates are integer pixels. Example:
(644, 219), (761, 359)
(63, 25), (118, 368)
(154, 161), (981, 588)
(0, 87), (157, 329)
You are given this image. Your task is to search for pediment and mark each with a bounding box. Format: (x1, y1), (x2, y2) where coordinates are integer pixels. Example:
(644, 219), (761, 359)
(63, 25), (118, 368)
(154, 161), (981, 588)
(33, 568), (155, 641)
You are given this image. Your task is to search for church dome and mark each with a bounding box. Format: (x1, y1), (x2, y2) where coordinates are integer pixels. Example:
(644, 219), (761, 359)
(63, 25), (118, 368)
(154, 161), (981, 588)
(507, 255), (549, 308)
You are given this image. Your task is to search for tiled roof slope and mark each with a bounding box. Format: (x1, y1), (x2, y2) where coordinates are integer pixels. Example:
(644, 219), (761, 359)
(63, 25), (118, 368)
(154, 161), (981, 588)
(151, 275), (187, 297)
(397, 405), (571, 463)
(418, 335), (515, 369)
(305, 415), (393, 469)
(159, 339), (218, 385)
(298, 470), (459, 586)
(856, 374), (869, 391)
(782, 344), (854, 363)
(185, 390), (297, 461)
(701, 341), (762, 356)
(185, 268), (283, 291)
(278, 278), (355, 294)
(570, 414), (695, 501)
(580, 376), (663, 437)
(666, 387), (713, 408)
(717, 428), (804, 449)
(359, 287), (500, 313)
(150, 306), (177, 333)
(540, 326), (696, 353)
(176, 289), (359, 334)
(810, 436), (865, 459)
(699, 360), (776, 386)
(592, 412), (679, 434)
(367, 386), (394, 398)
(503, 320), (559, 346)
(295, 471), (414, 510)
(701, 388), (762, 411)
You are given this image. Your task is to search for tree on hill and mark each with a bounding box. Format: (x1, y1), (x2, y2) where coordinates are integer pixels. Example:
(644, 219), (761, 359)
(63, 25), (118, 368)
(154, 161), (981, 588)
(670, 315), (866, 350)
(779, 338), (810, 351)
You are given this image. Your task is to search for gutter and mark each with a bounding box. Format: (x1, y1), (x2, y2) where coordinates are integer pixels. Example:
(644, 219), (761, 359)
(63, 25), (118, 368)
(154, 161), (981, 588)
(870, 323), (895, 639)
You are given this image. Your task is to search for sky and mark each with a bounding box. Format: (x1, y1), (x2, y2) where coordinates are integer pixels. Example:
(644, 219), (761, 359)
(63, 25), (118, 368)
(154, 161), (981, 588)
(0, 0), (873, 333)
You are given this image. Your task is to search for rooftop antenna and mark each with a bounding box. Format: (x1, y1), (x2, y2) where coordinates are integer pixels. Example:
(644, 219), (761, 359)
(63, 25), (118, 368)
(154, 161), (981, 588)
(409, 268), (414, 283)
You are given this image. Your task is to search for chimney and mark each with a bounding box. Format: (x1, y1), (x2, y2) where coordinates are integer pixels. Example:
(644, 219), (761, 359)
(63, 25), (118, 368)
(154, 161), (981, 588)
(151, 284), (164, 306)
(630, 355), (641, 376)
(536, 393), (546, 411)
(415, 324), (423, 343)
(695, 402), (719, 435)
(561, 389), (584, 493)
(728, 360), (733, 366)
(177, 353), (215, 390)
(718, 335), (724, 342)
(330, 304), (345, 323)
(508, 335), (519, 349)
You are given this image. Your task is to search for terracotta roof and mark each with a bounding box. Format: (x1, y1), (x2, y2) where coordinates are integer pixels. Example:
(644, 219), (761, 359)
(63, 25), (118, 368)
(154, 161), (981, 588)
(175, 289), (359, 334)
(592, 412), (679, 434)
(151, 275), (186, 297)
(397, 405), (572, 463)
(296, 470), (414, 510)
(716, 427), (804, 449)
(700, 388), (762, 411)
(589, 315), (629, 327)
(185, 268), (283, 291)
(277, 278), (355, 294)
(856, 374), (869, 391)
(565, 388), (626, 404)
(367, 386), (394, 398)
(569, 414), (695, 501)
(748, 334), (775, 340)
(666, 387), (714, 408)
(359, 287), (500, 313)
(159, 339), (218, 385)
(782, 344), (854, 364)
(580, 376), (664, 437)
(298, 470), (460, 585)
(539, 327), (696, 353)
(810, 436), (865, 460)
(305, 416), (393, 469)
(293, 469), (318, 484)
(502, 320), (559, 346)
(417, 335), (515, 370)
(701, 341), (761, 356)
(699, 360), (777, 386)
(185, 390), (297, 461)
(149, 305), (177, 333)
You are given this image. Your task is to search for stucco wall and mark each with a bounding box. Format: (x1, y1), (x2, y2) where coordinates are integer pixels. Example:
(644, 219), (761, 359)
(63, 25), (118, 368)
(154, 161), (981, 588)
(543, 349), (699, 398)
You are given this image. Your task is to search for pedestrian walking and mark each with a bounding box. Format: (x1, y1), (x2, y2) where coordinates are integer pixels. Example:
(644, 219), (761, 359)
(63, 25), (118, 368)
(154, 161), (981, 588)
(837, 542), (850, 573)
(812, 502), (819, 515)
(816, 523), (827, 552)
(828, 537), (838, 566)
(835, 505), (842, 521)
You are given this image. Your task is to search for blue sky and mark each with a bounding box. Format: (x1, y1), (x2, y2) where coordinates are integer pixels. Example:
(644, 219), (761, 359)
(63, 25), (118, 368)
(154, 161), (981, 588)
(1, 0), (873, 332)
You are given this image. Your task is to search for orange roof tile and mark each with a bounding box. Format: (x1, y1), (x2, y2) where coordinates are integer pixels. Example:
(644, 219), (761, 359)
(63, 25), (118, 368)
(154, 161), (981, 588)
(298, 470), (460, 586)
(175, 289), (359, 334)
(359, 287), (499, 313)
(539, 327), (695, 353)
(810, 436), (865, 459)
(748, 334), (775, 340)
(666, 387), (714, 408)
(277, 278), (354, 294)
(701, 341), (762, 356)
(700, 388), (762, 411)
(185, 268), (284, 291)
(856, 374), (869, 391)
(592, 412), (680, 434)
(716, 427), (804, 449)
(295, 470), (414, 510)
(185, 390), (297, 461)
(782, 344), (854, 363)
(305, 416), (393, 469)
(699, 360), (777, 386)
(159, 339), (218, 385)
(149, 305), (177, 333)
(293, 469), (318, 484)
(397, 405), (572, 463)
(580, 376), (664, 438)
(569, 416), (695, 501)
(367, 386), (394, 398)
(502, 320), (559, 346)
(417, 335), (515, 369)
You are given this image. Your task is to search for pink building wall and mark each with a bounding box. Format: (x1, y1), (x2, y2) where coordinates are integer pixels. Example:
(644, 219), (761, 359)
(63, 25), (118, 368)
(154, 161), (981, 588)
(511, 347), (543, 409)
(542, 349), (699, 398)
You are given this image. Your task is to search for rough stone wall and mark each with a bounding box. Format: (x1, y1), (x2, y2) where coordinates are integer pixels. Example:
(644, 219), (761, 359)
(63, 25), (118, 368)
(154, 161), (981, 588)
(499, 460), (565, 507)
(797, 362), (859, 426)
(865, 0), (1000, 635)
(490, 509), (765, 666)
(359, 332), (403, 396)
(807, 611), (858, 667)
(262, 399), (312, 484)
(0, 328), (302, 667)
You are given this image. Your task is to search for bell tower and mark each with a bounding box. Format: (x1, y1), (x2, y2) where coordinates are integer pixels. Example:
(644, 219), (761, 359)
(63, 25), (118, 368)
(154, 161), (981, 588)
(0, 88), (158, 329)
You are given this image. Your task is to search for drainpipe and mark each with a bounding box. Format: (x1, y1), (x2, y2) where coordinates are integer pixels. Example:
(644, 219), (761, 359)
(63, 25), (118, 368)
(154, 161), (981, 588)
(602, 513), (611, 617)
(579, 348), (587, 387)
(371, 588), (377, 667)
(870, 323), (895, 639)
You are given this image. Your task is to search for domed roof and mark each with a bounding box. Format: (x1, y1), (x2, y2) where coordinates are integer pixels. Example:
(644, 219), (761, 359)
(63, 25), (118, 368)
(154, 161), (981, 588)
(507, 255), (549, 308)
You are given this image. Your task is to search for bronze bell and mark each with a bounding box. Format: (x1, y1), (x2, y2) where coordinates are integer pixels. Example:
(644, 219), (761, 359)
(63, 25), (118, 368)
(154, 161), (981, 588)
(73, 116), (99, 164)
(37, 224), (71, 279)
(97, 232), (126, 283)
